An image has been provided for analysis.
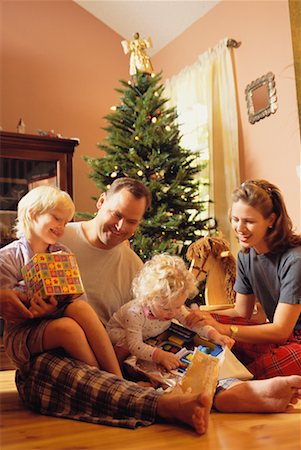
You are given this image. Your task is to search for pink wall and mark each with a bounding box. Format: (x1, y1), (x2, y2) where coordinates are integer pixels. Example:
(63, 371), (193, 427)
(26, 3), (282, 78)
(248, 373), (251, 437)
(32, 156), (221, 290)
(153, 0), (301, 231)
(1, 0), (300, 229)
(1, 0), (129, 213)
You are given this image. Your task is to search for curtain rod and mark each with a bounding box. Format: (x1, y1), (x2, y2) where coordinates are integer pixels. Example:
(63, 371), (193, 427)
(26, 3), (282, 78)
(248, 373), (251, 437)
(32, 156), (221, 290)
(227, 38), (241, 48)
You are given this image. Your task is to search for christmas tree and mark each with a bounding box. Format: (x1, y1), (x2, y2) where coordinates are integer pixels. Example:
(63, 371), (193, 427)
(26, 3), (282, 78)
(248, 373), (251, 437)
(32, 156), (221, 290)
(84, 70), (215, 261)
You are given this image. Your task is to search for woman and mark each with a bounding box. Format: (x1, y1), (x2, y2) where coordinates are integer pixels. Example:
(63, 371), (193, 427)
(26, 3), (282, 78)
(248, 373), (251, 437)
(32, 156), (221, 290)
(187, 179), (301, 379)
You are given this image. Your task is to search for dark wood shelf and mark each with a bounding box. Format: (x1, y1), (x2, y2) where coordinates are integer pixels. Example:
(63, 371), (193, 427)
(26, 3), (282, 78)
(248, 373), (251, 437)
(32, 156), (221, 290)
(0, 131), (79, 247)
(0, 131), (79, 196)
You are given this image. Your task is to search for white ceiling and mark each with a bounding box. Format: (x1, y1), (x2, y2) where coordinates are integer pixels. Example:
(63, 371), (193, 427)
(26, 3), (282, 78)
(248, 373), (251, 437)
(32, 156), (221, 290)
(74, 1), (220, 55)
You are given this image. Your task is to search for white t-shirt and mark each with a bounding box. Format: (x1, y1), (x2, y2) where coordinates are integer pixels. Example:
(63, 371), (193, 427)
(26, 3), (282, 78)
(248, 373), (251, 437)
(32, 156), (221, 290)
(60, 222), (143, 325)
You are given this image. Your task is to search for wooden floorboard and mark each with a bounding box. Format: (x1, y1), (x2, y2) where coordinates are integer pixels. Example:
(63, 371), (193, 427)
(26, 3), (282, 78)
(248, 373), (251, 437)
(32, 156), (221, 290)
(1, 370), (301, 450)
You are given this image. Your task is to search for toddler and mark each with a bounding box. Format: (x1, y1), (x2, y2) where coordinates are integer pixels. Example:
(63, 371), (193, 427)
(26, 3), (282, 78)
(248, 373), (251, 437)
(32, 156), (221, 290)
(107, 253), (234, 372)
(0, 186), (122, 377)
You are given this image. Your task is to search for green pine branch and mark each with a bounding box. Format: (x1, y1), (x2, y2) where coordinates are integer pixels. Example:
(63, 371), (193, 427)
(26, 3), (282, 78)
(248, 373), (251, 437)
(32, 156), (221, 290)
(83, 70), (216, 260)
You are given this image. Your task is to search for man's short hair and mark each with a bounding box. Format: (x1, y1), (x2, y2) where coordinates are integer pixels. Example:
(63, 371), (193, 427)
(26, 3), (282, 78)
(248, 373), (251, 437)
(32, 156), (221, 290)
(106, 177), (152, 210)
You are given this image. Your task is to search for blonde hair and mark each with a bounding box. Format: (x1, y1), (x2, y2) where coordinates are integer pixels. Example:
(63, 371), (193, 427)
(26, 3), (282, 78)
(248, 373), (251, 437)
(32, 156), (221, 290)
(15, 186), (75, 238)
(132, 253), (198, 308)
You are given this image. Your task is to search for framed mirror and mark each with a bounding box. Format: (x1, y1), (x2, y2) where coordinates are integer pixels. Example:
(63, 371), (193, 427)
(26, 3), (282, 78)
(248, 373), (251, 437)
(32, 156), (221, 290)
(245, 72), (278, 124)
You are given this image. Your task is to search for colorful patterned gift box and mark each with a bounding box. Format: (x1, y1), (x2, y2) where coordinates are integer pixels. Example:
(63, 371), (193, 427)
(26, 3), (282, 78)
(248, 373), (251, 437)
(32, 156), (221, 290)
(21, 252), (84, 301)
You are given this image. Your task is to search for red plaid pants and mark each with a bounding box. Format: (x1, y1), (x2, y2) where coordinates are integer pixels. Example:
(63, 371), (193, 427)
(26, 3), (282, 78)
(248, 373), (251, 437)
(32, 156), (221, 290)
(212, 314), (301, 379)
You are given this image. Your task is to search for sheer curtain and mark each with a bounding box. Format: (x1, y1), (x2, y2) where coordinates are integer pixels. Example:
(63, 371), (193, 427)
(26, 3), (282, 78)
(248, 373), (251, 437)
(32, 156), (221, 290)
(165, 38), (240, 252)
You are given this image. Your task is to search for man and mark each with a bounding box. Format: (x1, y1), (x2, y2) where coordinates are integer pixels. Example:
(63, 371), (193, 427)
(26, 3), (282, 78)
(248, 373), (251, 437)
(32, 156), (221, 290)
(60, 177), (151, 325)
(0, 289), (33, 322)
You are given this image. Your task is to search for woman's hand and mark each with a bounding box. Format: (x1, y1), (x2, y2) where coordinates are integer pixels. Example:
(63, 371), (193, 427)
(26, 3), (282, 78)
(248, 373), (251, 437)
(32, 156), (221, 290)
(29, 293), (58, 318)
(0, 289), (33, 322)
(186, 310), (227, 334)
(208, 329), (234, 349)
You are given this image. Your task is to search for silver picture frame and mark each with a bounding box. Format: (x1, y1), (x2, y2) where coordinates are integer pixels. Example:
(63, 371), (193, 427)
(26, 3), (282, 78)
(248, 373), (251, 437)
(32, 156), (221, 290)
(245, 72), (278, 124)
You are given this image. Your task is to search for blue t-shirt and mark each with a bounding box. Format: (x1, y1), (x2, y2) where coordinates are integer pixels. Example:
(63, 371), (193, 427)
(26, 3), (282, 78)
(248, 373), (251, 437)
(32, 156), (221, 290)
(234, 246), (301, 330)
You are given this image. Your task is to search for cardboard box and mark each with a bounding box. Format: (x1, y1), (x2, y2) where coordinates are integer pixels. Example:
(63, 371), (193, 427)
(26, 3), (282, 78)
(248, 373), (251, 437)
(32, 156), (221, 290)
(21, 252), (84, 301)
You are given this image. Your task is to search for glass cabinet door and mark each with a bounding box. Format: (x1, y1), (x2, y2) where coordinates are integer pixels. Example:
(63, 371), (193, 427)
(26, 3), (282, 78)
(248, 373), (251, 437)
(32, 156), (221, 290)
(0, 157), (61, 246)
(0, 131), (78, 248)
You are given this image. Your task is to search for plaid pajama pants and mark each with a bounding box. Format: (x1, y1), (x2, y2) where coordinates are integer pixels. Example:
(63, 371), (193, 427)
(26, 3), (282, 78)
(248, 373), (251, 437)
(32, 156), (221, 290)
(15, 351), (238, 428)
(212, 314), (301, 379)
(16, 351), (161, 429)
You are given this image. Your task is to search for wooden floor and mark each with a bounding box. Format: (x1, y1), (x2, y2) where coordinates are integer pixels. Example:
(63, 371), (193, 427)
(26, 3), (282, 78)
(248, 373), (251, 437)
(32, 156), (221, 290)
(1, 370), (300, 450)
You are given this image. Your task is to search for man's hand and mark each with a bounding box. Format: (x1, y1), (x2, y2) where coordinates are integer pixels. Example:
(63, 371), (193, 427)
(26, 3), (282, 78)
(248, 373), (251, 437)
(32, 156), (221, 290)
(0, 289), (33, 322)
(29, 293), (58, 318)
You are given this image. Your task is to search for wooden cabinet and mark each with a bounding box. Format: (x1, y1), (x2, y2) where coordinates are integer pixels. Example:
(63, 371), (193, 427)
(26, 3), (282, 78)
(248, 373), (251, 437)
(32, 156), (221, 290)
(0, 131), (79, 247)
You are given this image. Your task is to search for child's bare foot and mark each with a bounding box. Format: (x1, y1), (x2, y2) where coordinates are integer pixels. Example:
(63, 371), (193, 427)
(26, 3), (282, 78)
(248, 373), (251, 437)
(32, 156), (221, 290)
(214, 375), (301, 413)
(157, 388), (212, 435)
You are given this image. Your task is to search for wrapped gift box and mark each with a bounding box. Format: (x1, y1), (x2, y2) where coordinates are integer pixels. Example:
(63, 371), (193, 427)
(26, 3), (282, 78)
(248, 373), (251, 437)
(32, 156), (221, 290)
(21, 252), (84, 301)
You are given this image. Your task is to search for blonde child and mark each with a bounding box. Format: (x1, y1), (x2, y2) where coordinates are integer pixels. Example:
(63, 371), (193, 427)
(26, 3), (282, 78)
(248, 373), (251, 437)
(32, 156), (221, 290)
(107, 253), (234, 372)
(0, 186), (122, 377)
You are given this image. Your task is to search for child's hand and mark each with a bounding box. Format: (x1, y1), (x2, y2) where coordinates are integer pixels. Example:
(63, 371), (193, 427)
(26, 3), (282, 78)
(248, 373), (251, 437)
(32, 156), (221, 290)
(208, 330), (234, 349)
(153, 349), (181, 372)
(29, 293), (58, 317)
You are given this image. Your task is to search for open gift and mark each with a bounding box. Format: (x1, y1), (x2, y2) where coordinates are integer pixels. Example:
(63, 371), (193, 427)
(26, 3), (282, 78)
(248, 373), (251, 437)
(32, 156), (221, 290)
(124, 321), (253, 390)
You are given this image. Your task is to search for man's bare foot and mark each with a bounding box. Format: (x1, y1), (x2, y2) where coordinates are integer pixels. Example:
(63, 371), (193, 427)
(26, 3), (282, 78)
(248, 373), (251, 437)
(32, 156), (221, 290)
(157, 388), (212, 435)
(214, 375), (301, 413)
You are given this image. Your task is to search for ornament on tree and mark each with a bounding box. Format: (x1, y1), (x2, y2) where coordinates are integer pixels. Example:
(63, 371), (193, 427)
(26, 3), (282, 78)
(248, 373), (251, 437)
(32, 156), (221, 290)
(150, 172), (159, 180)
(150, 170), (165, 181)
(121, 32), (154, 76)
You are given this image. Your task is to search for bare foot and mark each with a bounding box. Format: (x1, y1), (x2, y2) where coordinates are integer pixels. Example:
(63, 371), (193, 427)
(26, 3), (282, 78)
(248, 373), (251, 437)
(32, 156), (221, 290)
(157, 388), (212, 434)
(214, 375), (301, 413)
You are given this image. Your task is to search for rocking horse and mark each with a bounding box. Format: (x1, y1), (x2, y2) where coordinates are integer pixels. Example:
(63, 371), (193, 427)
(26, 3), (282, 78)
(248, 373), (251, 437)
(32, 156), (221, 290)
(186, 235), (236, 307)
